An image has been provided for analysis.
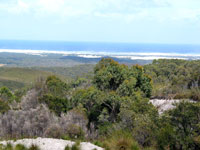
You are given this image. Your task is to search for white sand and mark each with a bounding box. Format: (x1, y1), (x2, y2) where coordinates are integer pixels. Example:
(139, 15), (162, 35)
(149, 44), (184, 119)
(0, 49), (200, 60)
(0, 138), (104, 150)
(150, 99), (180, 114)
(0, 64), (5, 67)
(150, 99), (194, 114)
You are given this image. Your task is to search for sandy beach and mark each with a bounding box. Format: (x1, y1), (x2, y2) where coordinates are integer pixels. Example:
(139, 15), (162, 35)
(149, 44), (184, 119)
(0, 64), (5, 67)
(0, 49), (200, 60)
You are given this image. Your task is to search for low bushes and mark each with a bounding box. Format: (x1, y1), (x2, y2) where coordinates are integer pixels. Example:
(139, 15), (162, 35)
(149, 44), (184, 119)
(0, 143), (40, 150)
(103, 131), (140, 150)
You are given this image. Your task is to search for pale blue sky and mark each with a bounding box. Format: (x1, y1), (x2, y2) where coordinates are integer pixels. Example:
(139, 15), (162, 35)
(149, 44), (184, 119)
(0, 0), (200, 44)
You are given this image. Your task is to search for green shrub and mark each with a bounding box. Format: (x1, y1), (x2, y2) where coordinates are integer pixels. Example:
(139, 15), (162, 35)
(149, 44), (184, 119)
(3, 143), (13, 150)
(39, 94), (69, 116)
(64, 145), (71, 150)
(15, 144), (28, 150)
(66, 124), (85, 139)
(0, 99), (10, 114)
(28, 145), (40, 150)
(64, 142), (80, 150)
(0, 87), (15, 102)
(103, 131), (140, 150)
(71, 142), (80, 150)
(93, 141), (104, 148)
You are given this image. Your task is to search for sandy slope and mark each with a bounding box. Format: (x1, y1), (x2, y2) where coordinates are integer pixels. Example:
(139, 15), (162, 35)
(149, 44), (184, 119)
(150, 99), (180, 114)
(150, 99), (194, 114)
(0, 138), (104, 150)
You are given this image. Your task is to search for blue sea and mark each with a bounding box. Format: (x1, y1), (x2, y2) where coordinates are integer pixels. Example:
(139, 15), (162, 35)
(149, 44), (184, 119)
(0, 40), (200, 54)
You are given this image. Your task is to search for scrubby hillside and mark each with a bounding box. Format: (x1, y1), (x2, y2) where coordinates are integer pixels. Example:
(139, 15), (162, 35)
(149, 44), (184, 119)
(0, 58), (200, 150)
(0, 67), (69, 90)
(144, 59), (200, 100)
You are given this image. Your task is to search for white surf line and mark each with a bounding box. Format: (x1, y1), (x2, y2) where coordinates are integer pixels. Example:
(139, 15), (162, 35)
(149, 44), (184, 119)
(0, 49), (200, 60)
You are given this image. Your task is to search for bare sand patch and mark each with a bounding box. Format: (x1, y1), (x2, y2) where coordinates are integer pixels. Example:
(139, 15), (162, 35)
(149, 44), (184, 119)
(0, 138), (104, 150)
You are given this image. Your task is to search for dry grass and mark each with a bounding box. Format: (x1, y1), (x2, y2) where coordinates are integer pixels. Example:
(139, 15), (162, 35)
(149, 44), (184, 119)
(103, 131), (140, 150)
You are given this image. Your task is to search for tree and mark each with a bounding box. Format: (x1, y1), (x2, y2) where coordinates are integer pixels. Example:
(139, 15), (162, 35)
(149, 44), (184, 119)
(159, 101), (200, 150)
(93, 58), (152, 98)
(0, 86), (15, 102)
(71, 87), (104, 123)
(0, 98), (10, 114)
(39, 94), (69, 116)
(45, 75), (69, 97)
(93, 58), (127, 91)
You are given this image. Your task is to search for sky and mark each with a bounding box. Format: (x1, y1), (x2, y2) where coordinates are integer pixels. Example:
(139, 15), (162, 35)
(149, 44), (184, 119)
(0, 0), (200, 44)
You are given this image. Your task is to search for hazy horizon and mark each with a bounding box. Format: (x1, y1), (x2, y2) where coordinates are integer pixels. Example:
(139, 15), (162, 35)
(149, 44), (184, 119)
(0, 0), (200, 45)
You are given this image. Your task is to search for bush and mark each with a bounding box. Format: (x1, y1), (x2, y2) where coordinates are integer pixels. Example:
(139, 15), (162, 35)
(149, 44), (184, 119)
(39, 94), (69, 116)
(0, 99), (10, 114)
(0, 144), (40, 150)
(0, 87), (15, 102)
(64, 145), (71, 150)
(15, 144), (28, 150)
(44, 125), (64, 138)
(28, 144), (40, 150)
(0, 143), (13, 150)
(66, 124), (85, 139)
(103, 131), (140, 150)
(71, 142), (80, 150)
(157, 101), (200, 150)
(64, 142), (80, 150)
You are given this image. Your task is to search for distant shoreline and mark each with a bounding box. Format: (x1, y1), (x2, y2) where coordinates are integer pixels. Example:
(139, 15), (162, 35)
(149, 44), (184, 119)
(0, 64), (5, 67)
(0, 49), (200, 60)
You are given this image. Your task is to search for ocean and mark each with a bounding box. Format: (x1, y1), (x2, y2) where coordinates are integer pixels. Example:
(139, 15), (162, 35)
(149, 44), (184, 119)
(0, 40), (200, 60)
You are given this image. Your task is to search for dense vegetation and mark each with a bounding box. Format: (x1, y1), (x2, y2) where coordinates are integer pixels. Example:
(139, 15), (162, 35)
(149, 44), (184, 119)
(0, 58), (200, 150)
(144, 59), (200, 100)
(0, 67), (68, 90)
(0, 53), (150, 67)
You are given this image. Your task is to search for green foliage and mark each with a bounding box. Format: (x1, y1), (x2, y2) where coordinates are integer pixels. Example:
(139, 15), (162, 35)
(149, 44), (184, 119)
(64, 142), (81, 150)
(46, 75), (69, 97)
(144, 59), (200, 100)
(38, 75), (71, 116)
(64, 146), (71, 150)
(93, 58), (127, 91)
(28, 145), (40, 150)
(0, 67), (62, 90)
(70, 59), (155, 140)
(0, 143), (13, 150)
(0, 87), (15, 102)
(132, 114), (157, 147)
(0, 99), (10, 114)
(15, 144), (28, 150)
(117, 77), (137, 97)
(93, 58), (152, 98)
(71, 78), (88, 88)
(157, 101), (200, 150)
(66, 124), (85, 140)
(71, 142), (80, 150)
(0, 144), (40, 150)
(39, 94), (69, 116)
(71, 87), (104, 123)
(118, 95), (158, 147)
(156, 118), (175, 150)
(103, 131), (140, 150)
(3, 58), (200, 150)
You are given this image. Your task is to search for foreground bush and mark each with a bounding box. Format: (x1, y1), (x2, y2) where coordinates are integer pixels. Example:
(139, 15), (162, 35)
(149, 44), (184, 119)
(0, 143), (40, 150)
(103, 131), (140, 150)
(64, 142), (80, 150)
(157, 101), (200, 150)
